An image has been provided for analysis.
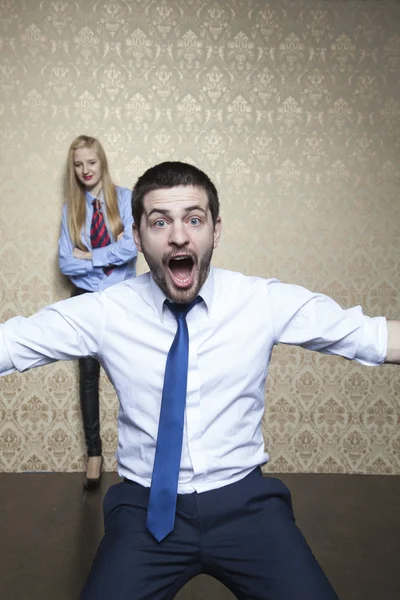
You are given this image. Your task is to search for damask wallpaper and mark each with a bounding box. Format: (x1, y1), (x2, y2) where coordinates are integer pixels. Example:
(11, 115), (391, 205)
(0, 0), (399, 474)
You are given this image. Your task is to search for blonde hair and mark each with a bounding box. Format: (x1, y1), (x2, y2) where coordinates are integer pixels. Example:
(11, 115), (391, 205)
(66, 135), (123, 250)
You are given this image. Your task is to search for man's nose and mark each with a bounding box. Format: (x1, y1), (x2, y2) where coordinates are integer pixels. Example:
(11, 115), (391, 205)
(169, 222), (189, 246)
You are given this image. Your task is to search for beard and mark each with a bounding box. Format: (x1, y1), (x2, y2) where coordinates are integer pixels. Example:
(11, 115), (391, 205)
(142, 243), (214, 304)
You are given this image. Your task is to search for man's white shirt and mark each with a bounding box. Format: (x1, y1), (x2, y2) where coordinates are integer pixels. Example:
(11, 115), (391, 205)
(0, 267), (387, 493)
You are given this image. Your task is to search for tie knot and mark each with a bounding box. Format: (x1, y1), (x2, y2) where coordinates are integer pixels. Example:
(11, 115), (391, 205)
(166, 297), (202, 320)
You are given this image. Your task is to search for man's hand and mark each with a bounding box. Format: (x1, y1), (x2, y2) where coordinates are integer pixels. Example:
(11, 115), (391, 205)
(385, 320), (400, 363)
(73, 248), (92, 260)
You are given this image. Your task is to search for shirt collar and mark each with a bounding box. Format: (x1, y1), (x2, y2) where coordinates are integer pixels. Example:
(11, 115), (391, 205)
(150, 266), (215, 322)
(85, 189), (104, 207)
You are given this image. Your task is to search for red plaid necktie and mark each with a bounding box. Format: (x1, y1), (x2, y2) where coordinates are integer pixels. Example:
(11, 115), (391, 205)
(90, 199), (114, 276)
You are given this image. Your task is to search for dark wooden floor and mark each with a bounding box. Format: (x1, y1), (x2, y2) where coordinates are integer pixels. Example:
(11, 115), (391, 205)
(0, 472), (399, 600)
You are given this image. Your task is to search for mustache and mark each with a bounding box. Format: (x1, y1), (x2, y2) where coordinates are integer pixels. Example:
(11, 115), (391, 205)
(162, 250), (198, 266)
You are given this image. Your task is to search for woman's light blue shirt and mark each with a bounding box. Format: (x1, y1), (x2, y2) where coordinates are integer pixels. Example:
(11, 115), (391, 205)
(58, 186), (137, 291)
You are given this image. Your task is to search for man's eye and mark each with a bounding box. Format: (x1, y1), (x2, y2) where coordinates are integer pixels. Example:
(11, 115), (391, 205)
(154, 220), (166, 228)
(189, 217), (201, 226)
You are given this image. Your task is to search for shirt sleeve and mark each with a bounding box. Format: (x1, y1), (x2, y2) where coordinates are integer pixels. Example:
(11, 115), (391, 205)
(0, 292), (106, 375)
(58, 204), (98, 276)
(91, 187), (138, 268)
(266, 279), (387, 366)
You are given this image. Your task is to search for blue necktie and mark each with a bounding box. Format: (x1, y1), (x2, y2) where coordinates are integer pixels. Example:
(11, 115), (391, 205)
(146, 297), (202, 542)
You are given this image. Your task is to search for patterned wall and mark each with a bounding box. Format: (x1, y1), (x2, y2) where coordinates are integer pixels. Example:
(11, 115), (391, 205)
(0, 0), (400, 474)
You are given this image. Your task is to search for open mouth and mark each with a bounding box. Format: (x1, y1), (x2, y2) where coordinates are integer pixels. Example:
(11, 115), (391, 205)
(167, 255), (195, 288)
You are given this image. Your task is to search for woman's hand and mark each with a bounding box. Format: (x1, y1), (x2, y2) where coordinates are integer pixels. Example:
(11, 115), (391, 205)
(73, 248), (92, 260)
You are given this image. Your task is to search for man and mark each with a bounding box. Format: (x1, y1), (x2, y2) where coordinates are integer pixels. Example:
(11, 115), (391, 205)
(1, 161), (399, 600)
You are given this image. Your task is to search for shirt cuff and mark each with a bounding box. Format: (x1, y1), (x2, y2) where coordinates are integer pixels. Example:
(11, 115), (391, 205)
(0, 324), (16, 375)
(92, 246), (109, 267)
(355, 315), (387, 365)
(85, 260), (98, 274)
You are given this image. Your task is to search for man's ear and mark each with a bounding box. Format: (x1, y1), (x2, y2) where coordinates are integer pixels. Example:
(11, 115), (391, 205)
(213, 216), (222, 249)
(133, 224), (142, 253)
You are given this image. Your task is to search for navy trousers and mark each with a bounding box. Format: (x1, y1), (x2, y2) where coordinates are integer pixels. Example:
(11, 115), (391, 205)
(81, 469), (339, 600)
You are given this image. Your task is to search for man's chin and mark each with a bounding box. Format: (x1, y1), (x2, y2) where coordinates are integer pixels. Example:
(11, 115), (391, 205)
(151, 261), (209, 304)
(167, 284), (198, 304)
(162, 269), (199, 304)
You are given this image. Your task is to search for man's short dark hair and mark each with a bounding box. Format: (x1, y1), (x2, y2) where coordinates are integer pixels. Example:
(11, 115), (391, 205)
(132, 161), (220, 227)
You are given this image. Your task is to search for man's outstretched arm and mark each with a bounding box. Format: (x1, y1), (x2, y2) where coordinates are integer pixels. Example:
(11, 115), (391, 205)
(0, 292), (104, 376)
(385, 321), (400, 363)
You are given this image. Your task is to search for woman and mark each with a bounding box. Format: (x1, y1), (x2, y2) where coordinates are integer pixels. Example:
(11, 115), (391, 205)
(59, 135), (137, 490)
